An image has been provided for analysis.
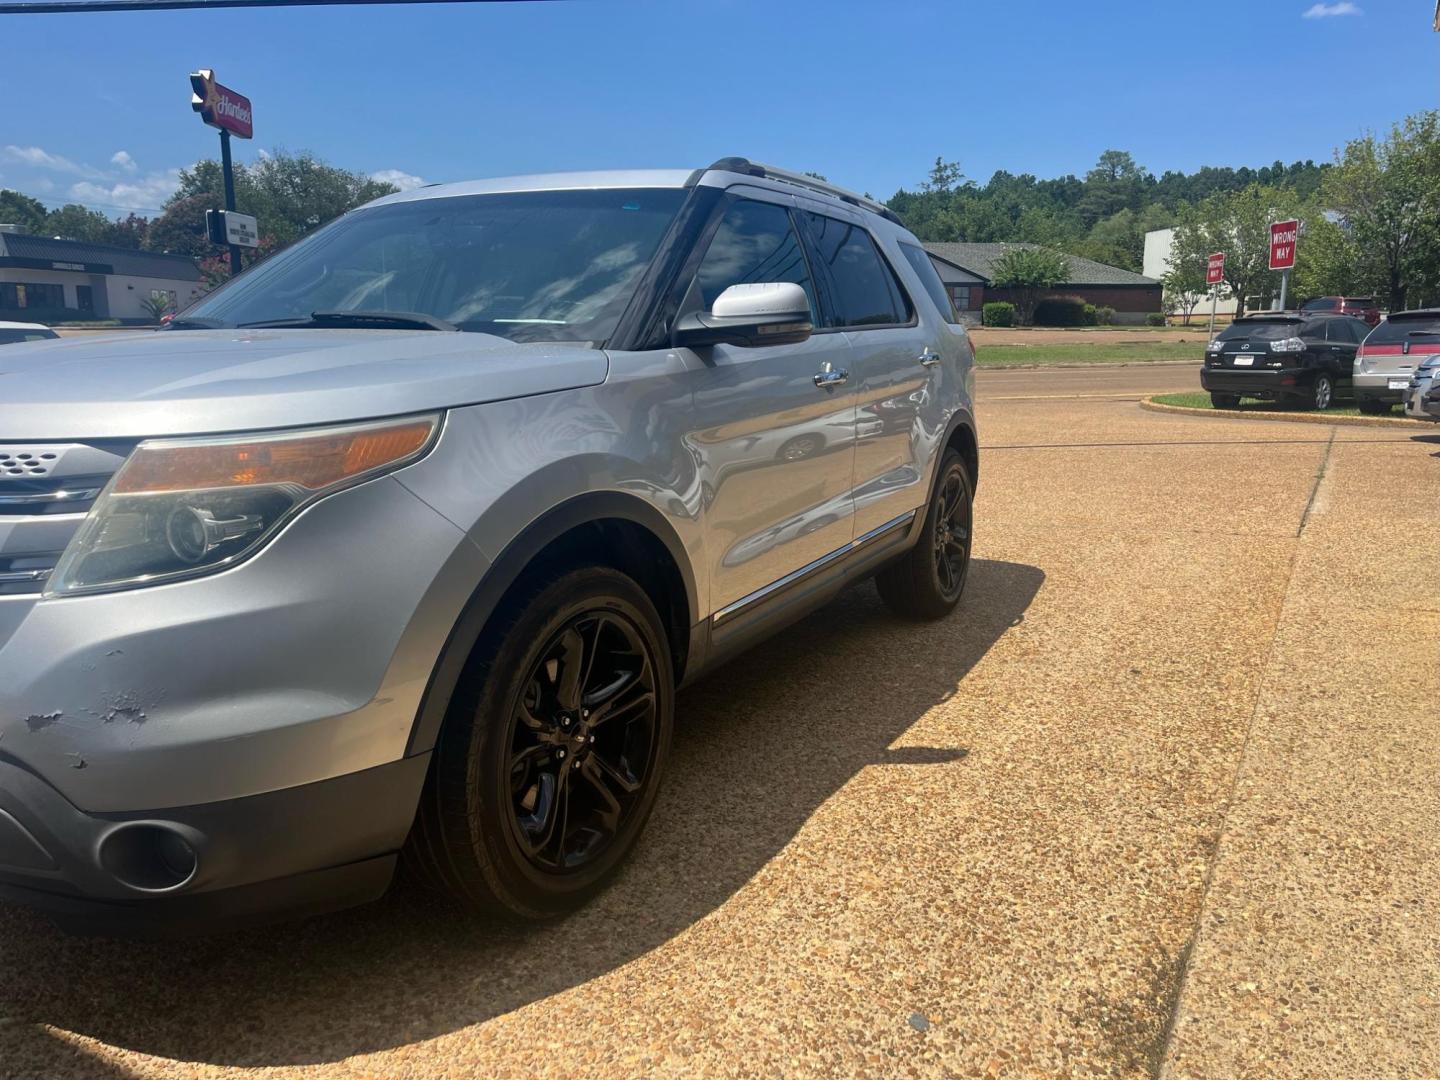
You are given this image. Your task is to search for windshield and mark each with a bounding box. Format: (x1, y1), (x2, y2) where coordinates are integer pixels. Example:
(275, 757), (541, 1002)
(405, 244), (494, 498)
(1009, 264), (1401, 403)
(183, 188), (688, 344)
(1217, 320), (1302, 342)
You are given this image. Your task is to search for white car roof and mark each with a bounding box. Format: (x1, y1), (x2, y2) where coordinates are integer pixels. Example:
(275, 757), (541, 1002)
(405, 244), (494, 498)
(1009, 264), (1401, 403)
(0, 321), (52, 331)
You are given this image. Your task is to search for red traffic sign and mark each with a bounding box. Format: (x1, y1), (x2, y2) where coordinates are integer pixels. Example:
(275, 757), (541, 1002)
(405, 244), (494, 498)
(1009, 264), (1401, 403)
(190, 69), (253, 139)
(1269, 220), (1298, 271)
(1206, 252), (1226, 285)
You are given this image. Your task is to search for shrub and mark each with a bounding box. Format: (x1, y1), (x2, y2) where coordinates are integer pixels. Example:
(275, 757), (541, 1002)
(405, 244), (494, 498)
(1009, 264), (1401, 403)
(1032, 294), (1089, 326)
(982, 301), (1015, 327)
(1146, 312), (1167, 327)
(1095, 306), (1117, 325)
(1082, 303), (1098, 326)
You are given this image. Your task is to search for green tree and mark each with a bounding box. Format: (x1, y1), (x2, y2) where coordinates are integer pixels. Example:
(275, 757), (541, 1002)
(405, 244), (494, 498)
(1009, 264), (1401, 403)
(152, 150), (399, 273)
(1161, 261), (1207, 325)
(41, 203), (115, 243)
(989, 245), (1069, 325)
(0, 190), (49, 233)
(1172, 184), (1304, 316)
(1319, 111), (1440, 311)
(138, 291), (174, 324)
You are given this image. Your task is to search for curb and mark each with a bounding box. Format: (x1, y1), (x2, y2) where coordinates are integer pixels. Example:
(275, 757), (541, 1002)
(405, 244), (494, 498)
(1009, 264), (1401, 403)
(1139, 397), (1432, 429)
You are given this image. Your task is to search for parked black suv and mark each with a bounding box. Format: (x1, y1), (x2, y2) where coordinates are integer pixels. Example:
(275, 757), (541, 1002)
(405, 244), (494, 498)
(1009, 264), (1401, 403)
(1201, 313), (1370, 410)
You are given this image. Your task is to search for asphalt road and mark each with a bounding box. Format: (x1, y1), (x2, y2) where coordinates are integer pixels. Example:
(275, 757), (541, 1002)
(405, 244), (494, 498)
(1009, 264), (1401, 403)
(2, 362), (1436, 1078)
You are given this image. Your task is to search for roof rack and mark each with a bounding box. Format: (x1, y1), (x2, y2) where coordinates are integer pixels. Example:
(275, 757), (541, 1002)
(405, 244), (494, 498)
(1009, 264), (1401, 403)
(704, 157), (904, 226)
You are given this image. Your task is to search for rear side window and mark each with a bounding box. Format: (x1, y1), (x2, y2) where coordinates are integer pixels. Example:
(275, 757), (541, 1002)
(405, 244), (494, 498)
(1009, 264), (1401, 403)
(898, 242), (960, 323)
(1364, 314), (1440, 346)
(0, 330), (57, 344)
(800, 212), (912, 329)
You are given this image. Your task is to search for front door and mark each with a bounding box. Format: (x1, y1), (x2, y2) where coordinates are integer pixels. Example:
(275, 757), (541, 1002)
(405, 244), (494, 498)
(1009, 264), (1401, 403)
(680, 195), (857, 614)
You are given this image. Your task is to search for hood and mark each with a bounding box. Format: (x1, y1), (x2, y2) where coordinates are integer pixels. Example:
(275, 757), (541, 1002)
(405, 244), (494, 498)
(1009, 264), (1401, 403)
(0, 329), (609, 440)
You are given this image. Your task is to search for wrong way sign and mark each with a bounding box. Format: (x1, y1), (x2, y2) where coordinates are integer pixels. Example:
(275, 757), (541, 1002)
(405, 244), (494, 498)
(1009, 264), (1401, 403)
(1269, 220), (1298, 271)
(1206, 252), (1225, 285)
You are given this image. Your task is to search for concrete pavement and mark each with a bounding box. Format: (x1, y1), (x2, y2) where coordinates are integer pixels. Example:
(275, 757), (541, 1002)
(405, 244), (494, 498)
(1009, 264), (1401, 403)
(0, 364), (1435, 1078)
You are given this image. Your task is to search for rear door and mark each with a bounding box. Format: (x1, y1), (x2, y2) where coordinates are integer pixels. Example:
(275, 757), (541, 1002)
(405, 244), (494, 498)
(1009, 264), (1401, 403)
(1322, 318), (1360, 380)
(796, 208), (935, 537)
(679, 194), (858, 615)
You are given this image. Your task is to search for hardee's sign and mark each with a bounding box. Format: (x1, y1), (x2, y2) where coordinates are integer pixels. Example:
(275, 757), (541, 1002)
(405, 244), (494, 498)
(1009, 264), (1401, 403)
(190, 69), (253, 139)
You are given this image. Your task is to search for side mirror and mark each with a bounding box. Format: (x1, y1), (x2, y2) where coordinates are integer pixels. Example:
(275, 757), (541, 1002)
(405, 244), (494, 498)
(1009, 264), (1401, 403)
(672, 282), (813, 349)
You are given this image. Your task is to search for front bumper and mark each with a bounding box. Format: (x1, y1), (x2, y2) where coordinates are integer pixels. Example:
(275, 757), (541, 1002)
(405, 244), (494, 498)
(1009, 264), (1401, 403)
(0, 472), (488, 930)
(1200, 366), (1311, 398)
(0, 753), (428, 935)
(1404, 382), (1440, 421)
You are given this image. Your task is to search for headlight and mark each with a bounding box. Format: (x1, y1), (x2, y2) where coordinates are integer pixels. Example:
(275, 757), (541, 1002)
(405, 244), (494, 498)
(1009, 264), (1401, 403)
(1271, 336), (1305, 354)
(47, 414), (440, 597)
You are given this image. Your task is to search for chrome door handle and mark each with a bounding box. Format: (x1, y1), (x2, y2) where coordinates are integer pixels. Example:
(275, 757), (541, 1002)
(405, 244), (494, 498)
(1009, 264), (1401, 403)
(918, 348), (942, 367)
(813, 363), (849, 389)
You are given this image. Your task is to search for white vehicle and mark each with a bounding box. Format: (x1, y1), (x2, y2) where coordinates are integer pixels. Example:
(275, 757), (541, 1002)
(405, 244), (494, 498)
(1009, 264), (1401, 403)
(0, 321), (58, 345)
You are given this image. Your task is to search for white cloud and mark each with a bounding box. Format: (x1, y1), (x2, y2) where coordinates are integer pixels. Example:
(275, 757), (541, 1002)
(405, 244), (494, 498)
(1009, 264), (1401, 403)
(110, 150), (138, 173)
(69, 169), (182, 212)
(1302, 2), (1361, 17)
(2, 145), (102, 178)
(371, 168), (428, 192)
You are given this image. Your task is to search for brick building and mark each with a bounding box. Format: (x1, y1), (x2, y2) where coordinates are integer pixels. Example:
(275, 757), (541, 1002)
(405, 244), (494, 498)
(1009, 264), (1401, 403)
(924, 242), (1163, 325)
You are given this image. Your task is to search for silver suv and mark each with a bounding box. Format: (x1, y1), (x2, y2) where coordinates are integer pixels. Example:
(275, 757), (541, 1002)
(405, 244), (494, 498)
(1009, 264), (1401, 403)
(0, 159), (977, 931)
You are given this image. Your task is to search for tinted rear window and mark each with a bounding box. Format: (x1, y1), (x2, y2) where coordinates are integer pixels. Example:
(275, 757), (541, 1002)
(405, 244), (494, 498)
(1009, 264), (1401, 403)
(1301, 298), (1335, 312)
(1217, 320), (1302, 342)
(898, 242), (960, 323)
(801, 212), (912, 328)
(1364, 314), (1440, 345)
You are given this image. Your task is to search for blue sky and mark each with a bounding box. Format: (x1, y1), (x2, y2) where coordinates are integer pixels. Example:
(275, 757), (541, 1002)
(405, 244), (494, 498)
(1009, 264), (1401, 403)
(1, 0), (1435, 218)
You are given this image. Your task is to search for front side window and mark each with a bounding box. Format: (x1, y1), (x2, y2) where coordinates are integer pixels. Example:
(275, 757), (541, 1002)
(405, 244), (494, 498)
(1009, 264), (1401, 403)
(801, 212), (911, 328)
(690, 198), (816, 318)
(183, 188), (687, 344)
(898, 242), (960, 323)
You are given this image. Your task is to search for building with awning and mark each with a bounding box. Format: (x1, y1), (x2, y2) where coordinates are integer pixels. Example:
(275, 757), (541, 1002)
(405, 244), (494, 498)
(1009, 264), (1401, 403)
(0, 228), (203, 323)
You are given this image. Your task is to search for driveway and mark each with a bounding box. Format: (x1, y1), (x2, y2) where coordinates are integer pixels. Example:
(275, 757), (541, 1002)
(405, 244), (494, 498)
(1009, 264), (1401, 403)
(1, 364), (1435, 1078)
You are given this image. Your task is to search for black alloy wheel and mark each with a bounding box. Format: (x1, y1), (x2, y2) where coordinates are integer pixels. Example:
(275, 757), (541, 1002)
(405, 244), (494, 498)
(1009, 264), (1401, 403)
(505, 610), (659, 874)
(932, 464), (972, 603)
(875, 448), (974, 621)
(407, 566), (673, 919)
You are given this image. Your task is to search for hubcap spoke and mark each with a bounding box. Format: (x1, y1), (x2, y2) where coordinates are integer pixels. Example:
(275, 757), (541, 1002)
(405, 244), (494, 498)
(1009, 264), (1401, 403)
(506, 605), (660, 876)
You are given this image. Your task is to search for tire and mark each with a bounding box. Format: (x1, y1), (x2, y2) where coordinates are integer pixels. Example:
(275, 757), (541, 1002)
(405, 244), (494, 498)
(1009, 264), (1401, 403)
(1210, 392), (1242, 409)
(875, 449), (973, 621)
(1303, 373), (1335, 411)
(406, 566), (674, 920)
(1357, 397), (1390, 416)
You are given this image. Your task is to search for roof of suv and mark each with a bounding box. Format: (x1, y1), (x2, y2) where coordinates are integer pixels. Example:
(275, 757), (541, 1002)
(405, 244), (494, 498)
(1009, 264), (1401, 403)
(363, 158), (904, 226)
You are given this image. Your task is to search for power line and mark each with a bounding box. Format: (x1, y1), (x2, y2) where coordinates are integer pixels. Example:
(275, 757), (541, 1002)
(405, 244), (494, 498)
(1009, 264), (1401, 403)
(1, 0), (549, 11)
(0, 187), (168, 215)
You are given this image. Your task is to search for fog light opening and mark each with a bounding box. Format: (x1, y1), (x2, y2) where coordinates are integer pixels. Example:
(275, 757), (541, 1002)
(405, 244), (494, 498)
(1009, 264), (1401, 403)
(98, 823), (199, 893)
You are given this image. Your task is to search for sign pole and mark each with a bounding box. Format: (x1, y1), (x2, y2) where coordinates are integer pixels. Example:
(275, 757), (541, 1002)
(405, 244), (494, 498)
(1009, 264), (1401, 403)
(1277, 269), (1289, 312)
(1208, 285), (1218, 338)
(219, 128), (241, 277)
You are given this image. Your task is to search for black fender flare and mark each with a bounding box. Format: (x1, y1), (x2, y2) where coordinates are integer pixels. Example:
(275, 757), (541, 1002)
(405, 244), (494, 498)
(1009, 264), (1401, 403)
(405, 491), (699, 756)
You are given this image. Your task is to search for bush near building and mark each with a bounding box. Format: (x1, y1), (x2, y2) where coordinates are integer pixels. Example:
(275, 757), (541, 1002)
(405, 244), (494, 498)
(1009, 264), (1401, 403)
(982, 302), (1016, 327)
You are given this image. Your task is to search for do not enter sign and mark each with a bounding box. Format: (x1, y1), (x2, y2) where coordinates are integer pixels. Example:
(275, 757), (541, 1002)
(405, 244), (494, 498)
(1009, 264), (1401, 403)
(1270, 220), (1299, 271)
(1206, 252), (1225, 285)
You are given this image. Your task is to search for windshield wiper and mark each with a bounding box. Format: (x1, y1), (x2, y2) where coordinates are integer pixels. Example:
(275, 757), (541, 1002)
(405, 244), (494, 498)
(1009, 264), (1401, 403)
(162, 317), (230, 330)
(238, 310), (459, 332)
(1408, 330), (1440, 337)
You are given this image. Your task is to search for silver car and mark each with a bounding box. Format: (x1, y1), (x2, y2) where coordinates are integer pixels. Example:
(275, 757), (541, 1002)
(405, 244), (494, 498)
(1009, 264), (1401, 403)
(1355, 309), (1440, 415)
(1404, 354), (1440, 421)
(0, 160), (977, 932)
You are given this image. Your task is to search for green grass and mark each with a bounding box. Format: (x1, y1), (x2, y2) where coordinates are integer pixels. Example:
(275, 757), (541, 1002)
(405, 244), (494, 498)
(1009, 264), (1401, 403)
(974, 342), (1204, 368)
(1152, 392), (1374, 417)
